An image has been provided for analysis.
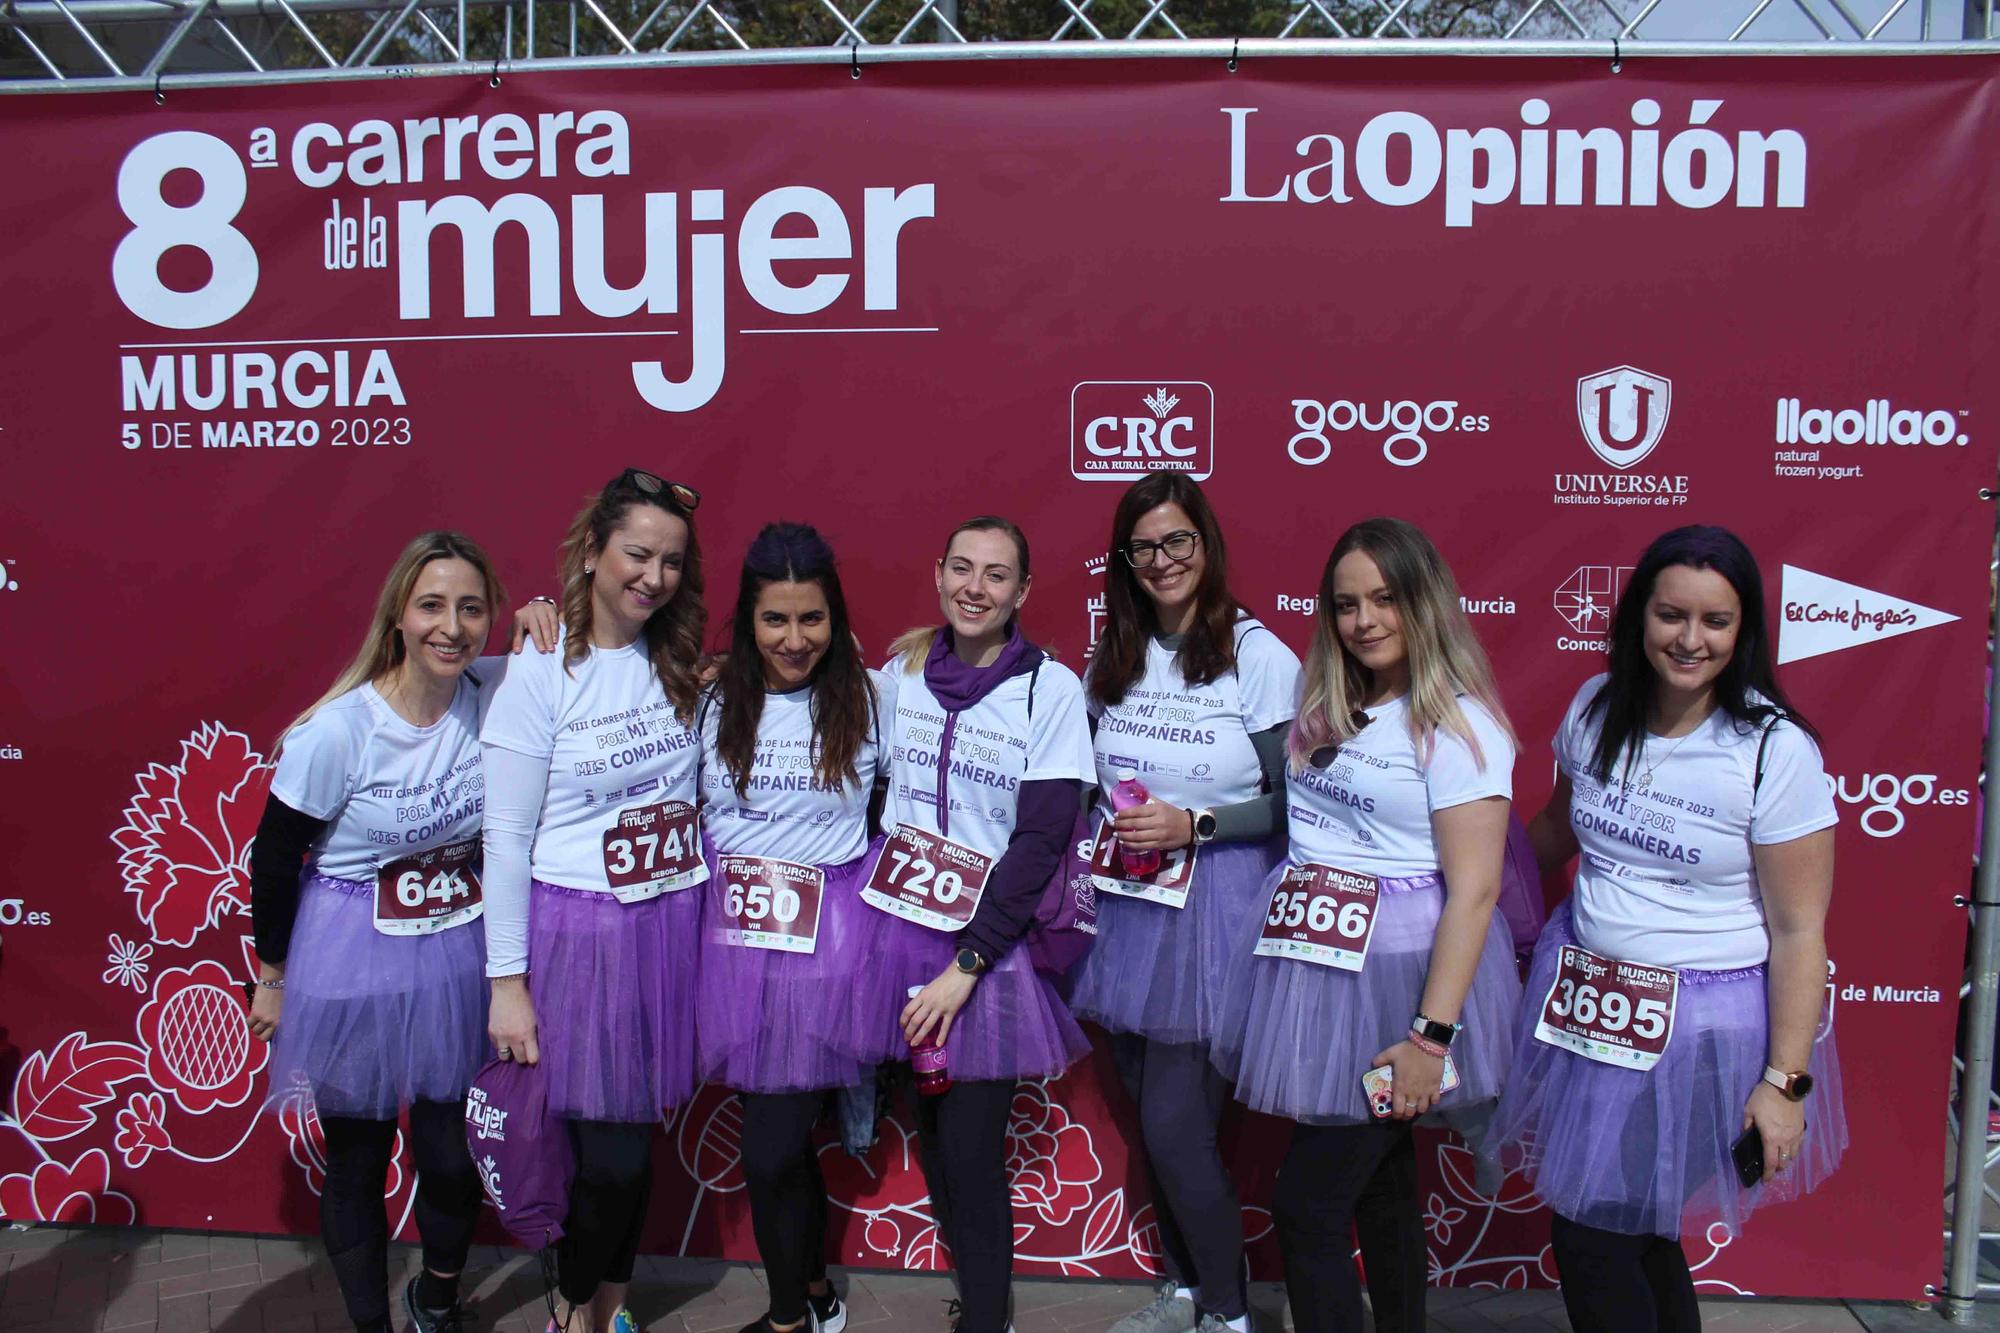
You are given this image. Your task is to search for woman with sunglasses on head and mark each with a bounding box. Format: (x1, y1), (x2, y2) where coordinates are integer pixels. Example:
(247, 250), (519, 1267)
(1214, 517), (1522, 1333)
(1071, 475), (1300, 1333)
(692, 523), (896, 1333)
(246, 532), (516, 1333)
(850, 516), (1095, 1333)
(481, 470), (709, 1333)
(1485, 525), (1844, 1333)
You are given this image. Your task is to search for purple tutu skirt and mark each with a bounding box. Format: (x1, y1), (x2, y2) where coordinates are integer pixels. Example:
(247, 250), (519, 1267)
(1483, 902), (1848, 1239)
(529, 879), (701, 1122)
(846, 840), (1090, 1083)
(696, 850), (883, 1094)
(1070, 820), (1283, 1048)
(268, 874), (487, 1119)
(1214, 864), (1522, 1127)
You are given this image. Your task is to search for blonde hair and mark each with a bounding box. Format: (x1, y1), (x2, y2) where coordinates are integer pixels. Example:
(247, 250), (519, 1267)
(1288, 517), (1514, 771)
(557, 476), (706, 723)
(890, 516), (1037, 674)
(281, 531), (506, 747)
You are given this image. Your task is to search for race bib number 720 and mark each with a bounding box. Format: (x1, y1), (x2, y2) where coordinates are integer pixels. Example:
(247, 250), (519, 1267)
(861, 825), (993, 932)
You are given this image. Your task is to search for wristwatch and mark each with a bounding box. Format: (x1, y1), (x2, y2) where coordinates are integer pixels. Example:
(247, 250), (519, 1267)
(1190, 808), (1217, 845)
(954, 946), (987, 976)
(1412, 1013), (1460, 1048)
(1761, 1065), (1815, 1101)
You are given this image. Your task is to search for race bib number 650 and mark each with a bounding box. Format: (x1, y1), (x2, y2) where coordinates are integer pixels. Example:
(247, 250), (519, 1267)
(717, 855), (825, 954)
(861, 825), (993, 932)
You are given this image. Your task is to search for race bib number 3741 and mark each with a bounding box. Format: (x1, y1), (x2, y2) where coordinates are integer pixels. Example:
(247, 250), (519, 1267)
(601, 800), (707, 902)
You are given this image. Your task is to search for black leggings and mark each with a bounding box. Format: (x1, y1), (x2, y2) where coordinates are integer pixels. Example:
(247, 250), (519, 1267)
(740, 1091), (833, 1325)
(556, 1120), (656, 1306)
(908, 1077), (1017, 1333)
(320, 1101), (482, 1330)
(1549, 1212), (1700, 1333)
(1269, 1119), (1427, 1333)
(1114, 1036), (1245, 1319)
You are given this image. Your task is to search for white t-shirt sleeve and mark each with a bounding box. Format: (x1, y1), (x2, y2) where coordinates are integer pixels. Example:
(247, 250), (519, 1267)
(1236, 623), (1304, 733)
(1750, 719), (1839, 845)
(1552, 676), (1606, 783)
(480, 643), (560, 759)
(1423, 699), (1515, 813)
(1023, 660), (1097, 783)
(870, 668), (898, 763)
(269, 699), (366, 821)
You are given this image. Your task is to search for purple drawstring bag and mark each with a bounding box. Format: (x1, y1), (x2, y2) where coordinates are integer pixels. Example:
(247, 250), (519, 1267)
(1026, 804), (1100, 987)
(465, 1057), (573, 1248)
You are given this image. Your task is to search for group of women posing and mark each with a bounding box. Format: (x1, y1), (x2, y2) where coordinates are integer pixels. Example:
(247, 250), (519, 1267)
(246, 467), (1846, 1333)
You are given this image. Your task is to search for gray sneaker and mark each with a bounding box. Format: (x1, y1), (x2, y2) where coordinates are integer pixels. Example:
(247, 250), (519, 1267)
(1107, 1282), (1197, 1333)
(1190, 1316), (1241, 1333)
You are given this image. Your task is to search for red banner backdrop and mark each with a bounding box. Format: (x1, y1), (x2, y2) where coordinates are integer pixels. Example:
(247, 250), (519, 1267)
(1, 53), (1995, 1302)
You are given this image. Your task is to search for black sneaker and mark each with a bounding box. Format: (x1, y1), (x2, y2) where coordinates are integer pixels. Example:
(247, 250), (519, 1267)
(807, 1289), (844, 1333)
(403, 1277), (465, 1333)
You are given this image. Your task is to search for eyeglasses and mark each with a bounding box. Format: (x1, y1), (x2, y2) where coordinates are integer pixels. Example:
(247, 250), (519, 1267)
(613, 468), (701, 512)
(1121, 530), (1200, 568)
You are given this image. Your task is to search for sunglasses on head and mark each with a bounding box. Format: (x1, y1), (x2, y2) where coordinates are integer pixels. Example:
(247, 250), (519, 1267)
(613, 468), (701, 512)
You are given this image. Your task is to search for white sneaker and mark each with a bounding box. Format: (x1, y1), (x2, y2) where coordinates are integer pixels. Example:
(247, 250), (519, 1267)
(1107, 1283), (1197, 1333)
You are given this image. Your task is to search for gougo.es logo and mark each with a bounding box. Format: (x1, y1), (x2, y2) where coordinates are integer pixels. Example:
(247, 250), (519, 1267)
(1288, 398), (1490, 467)
(1833, 772), (1970, 838)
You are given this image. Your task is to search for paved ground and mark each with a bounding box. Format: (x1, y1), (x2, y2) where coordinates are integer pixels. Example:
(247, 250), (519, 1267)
(1, 1223), (1992, 1333)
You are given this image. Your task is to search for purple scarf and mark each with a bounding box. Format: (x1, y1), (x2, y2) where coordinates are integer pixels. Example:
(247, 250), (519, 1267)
(923, 624), (1042, 838)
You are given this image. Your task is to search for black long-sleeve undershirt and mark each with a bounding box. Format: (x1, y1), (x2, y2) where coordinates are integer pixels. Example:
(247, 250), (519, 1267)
(247, 792), (330, 966)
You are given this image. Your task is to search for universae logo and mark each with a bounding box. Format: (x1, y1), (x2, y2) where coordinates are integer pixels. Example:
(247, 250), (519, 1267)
(1577, 366), (1671, 469)
(1071, 381), (1215, 482)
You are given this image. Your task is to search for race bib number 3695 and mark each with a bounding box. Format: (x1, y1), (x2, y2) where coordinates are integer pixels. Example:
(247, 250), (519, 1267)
(861, 825), (993, 932)
(1252, 862), (1378, 971)
(601, 800), (707, 902)
(374, 839), (483, 936)
(1533, 944), (1678, 1072)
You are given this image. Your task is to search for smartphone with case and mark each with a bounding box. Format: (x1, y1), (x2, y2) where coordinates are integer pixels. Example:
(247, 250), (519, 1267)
(1730, 1126), (1764, 1188)
(1362, 1055), (1460, 1118)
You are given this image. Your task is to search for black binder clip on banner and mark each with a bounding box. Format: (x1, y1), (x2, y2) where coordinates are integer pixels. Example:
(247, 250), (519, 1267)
(1228, 38), (1240, 72)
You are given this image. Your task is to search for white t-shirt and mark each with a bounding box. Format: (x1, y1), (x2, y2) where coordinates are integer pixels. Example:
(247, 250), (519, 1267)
(1286, 694), (1514, 879)
(880, 652), (1097, 862)
(1088, 617), (1301, 810)
(480, 634), (703, 892)
(271, 663), (505, 881)
(1557, 674), (1838, 970)
(698, 669), (897, 866)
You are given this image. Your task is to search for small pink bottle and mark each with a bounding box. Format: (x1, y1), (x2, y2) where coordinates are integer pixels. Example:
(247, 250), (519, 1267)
(908, 986), (953, 1096)
(1110, 768), (1163, 878)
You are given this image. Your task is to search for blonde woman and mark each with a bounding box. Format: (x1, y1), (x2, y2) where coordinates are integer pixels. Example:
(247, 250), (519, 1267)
(1213, 517), (1522, 1333)
(247, 531), (516, 1333)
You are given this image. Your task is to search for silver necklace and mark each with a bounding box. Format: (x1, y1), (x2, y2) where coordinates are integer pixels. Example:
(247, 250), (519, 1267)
(1634, 727), (1698, 792)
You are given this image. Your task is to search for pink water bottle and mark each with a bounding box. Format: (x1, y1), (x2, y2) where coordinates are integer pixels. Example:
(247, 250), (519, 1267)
(1110, 768), (1164, 878)
(908, 986), (953, 1095)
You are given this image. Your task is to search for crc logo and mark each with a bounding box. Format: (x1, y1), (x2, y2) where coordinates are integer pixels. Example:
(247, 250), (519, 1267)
(1071, 381), (1214, 481)
(1577, 366), (1671, 469)
(1833, 773), (1969, 838)
(1288, 398), (1490, 468)
(1554, 565), (1632, 634)
(0, 899), (52, 927)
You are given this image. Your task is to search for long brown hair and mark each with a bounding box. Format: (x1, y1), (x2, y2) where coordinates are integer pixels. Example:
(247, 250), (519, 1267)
(889, 516), (1033, 673)
(557, 474), (706, 723)
(1087, 474), (1246, 709)
(712, 523), (877, 797)
(282, 531), (506, 746)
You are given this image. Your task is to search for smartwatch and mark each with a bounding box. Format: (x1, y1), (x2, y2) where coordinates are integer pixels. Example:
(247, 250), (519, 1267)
(954, 946), (987, 976)
(1411, 1014), (1460, 1048)
(1761, 1065), (1814, 1101)
(1191, 808), (1217, 845)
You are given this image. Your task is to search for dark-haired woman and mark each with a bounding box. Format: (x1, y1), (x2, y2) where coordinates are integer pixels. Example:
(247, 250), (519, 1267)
(1215, 518), (1523, 1333)
(855, 517), (1096, 1333)
(1487, 525), (1845, 1333)
(693, 523), (895, 1333)
(482, 470), (709, 1333)
(1071, 476), (1299, 1333)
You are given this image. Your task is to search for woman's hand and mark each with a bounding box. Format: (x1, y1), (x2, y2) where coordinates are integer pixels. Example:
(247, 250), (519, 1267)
(510, 599), (561, 654)
(1112, 800), (1194, 853)
(489, 975), (541, 1065)
(246, 972), (283, 1042)
(1369, 1039), (1445, 1121)
(900, 966), (977, 1047)
(1744, 1082), (1806, 1182)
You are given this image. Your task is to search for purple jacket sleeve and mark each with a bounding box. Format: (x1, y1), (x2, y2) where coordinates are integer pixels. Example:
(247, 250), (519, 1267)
(957, 777), (1084, 965)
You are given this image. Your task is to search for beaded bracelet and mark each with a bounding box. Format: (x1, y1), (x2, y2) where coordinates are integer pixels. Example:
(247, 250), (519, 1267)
(1407, 1030), (1450, 1059)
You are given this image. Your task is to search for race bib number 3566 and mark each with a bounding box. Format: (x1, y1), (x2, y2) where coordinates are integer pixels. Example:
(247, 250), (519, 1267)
(601, 800), (707, 902)
(861, 825), (993, 932)
(1252, 862), (1378, 971)
(1533, 944), (1678, 1071)
(374, 839), (483, 936)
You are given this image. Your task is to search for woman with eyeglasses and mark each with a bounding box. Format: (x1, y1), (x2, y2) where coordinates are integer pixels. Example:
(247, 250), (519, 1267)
(851, 516), (1096, 1333)
(482, 469), (709, 1333)
(1071, 475), (1300, 1333)
(1214, 518), (1522, 1333)
(1486, 526), (1844, 1333)
(693, 522), (895, 1333)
